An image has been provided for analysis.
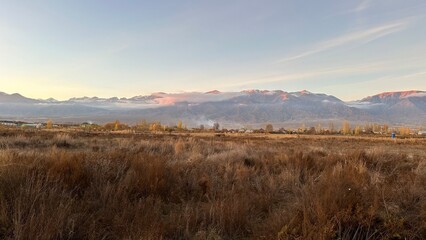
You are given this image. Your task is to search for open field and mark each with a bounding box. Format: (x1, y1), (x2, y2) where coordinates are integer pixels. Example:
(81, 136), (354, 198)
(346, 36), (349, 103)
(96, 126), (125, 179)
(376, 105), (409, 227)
(0, 130), (425, 239)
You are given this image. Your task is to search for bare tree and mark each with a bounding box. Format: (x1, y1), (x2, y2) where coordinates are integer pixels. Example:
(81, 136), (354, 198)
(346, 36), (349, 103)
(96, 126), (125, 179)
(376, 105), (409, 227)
(265, 124), (273, 133)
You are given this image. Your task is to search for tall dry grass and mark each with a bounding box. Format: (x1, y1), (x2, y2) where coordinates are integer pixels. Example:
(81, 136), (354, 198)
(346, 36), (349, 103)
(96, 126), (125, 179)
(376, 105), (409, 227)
(0, 130), (424, 239)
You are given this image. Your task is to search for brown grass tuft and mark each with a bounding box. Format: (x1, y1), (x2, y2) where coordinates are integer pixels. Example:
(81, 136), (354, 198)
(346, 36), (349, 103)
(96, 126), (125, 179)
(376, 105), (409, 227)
(0, 131), (424, 239)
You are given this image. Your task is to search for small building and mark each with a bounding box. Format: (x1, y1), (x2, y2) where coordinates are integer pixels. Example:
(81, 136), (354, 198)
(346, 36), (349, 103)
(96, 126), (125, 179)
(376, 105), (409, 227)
(418, 131), (426, 135)
(0, 121), (18, 127)
(21, 123), (42, 129)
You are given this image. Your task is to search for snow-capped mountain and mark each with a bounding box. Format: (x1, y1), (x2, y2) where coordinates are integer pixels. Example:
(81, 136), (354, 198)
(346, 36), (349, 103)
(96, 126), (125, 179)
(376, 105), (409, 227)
(349, 90), (426, 125)
(0, 90), (424, 126)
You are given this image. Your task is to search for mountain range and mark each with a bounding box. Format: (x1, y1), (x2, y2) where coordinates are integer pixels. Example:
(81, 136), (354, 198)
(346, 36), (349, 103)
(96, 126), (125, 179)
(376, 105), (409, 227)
(0, 90), (425, 127)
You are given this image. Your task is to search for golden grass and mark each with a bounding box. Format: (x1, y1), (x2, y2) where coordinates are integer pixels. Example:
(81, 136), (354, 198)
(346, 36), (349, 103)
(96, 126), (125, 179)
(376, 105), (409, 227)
(0, 130), (424, 239)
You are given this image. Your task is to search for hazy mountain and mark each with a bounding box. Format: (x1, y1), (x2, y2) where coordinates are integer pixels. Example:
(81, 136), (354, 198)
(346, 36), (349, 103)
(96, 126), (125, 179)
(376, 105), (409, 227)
(350, 90), (426, 125)
(0, 92), (39, 103)
(0, 90), (424, 126)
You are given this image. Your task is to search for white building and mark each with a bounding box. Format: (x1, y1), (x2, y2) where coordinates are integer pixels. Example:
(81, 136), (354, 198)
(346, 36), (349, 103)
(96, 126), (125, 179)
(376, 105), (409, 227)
(22, 123), (42, 129)
(0, 121), (17, 127)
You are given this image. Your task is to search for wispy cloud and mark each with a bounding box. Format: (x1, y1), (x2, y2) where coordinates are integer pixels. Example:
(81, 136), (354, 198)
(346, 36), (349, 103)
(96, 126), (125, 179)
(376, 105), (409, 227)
(276, 19), (412, 63)
(224, 64), (382, 88)
(225, 56), (426, 88)
(353, 0), (372, 12)
(363, 71), (426, 85)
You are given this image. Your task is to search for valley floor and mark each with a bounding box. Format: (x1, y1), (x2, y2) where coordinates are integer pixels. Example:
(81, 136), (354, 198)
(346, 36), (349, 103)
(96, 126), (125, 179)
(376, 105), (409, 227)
(0, 130), (425, 239)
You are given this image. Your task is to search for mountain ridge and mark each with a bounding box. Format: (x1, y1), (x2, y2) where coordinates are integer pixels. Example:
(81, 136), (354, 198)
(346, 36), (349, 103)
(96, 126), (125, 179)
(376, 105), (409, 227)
(0, 90), (424, 126)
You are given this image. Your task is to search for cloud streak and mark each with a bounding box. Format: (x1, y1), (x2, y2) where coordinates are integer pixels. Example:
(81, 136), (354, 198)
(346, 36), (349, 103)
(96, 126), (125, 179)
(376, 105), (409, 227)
(353, 0), (372, 12)
(276, 19), (411, 63)
(225, 56), (426, 88)
(224, 64), (382, 88)
(364, 71), (426, 85)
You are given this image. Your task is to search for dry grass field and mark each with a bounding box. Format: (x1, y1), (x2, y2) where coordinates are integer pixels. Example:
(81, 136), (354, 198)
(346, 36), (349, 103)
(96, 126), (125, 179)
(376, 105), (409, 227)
(0, 130), (425, 239)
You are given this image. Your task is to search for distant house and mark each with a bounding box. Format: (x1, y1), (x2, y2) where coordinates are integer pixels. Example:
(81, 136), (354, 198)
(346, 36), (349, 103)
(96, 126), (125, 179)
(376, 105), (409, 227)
(418, 131), (426, 135)
(21, 123), (42, 129)
(0, 121), (18, 127)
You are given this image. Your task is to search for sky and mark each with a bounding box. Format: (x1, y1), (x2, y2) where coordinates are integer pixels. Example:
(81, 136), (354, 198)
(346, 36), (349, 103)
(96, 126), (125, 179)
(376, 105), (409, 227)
(0, 0), (425, 101)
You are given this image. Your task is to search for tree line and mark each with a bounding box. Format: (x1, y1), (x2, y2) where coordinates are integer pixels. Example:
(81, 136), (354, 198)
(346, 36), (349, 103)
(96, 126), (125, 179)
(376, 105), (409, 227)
(3, 119), (420, 136)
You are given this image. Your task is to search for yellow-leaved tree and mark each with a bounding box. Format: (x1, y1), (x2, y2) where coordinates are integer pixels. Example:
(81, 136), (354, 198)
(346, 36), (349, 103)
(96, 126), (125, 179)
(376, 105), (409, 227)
(114, 120), (120, 131)
(46, 119), (53, 129)
(342, 121), (351, 135)
(354, 125), (361, 135)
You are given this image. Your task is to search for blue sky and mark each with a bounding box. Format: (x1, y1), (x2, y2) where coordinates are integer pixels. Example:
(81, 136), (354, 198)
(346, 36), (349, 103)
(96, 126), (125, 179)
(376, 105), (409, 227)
(0, 0), (425, 100)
